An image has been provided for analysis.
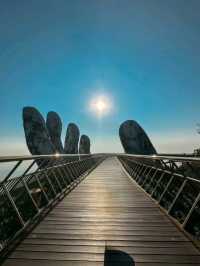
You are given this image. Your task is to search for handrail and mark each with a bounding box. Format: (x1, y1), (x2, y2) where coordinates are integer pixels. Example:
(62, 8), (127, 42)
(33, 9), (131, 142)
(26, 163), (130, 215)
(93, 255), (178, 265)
(0, 153), (103, 163)
(115, 153), (200, 163)
(0, 152), (199, 163)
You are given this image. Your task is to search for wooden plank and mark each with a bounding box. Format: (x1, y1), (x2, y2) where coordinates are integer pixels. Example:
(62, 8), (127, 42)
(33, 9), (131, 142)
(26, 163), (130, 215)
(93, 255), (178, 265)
(3, 259), (200, 266)
(22, 238), (193, 248)
(2, 157), (200, 266)
(3, 260), (200, 266)
(36, 224), (179, 231)
(17, 244), (199, 255)
(33, 228), (182, 236)
(8, 251), (200, 263)
(27, 233), (187, 241)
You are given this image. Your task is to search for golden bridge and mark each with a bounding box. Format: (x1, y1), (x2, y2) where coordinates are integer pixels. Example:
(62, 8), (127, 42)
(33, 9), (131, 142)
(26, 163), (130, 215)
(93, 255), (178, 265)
(0, 153), (200, 265)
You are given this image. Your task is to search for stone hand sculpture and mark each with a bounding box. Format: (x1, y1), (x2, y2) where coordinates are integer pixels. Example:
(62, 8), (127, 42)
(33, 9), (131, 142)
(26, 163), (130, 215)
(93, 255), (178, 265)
(46, 111), (64, 153)
(64, 123), (80, 154)
(119, 120), (157, 155)
(23, 107), (55, 155)
(79, 135), (91, 154)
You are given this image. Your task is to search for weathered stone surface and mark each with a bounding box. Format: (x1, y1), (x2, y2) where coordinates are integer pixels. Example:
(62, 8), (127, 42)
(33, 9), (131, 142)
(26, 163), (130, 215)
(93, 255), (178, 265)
(46, 111), (64, 153)
(64, 123), (80, 154)
(119, 120), (157, 155)
(79, 135), (91, 154)
(23, 107), (55, 155)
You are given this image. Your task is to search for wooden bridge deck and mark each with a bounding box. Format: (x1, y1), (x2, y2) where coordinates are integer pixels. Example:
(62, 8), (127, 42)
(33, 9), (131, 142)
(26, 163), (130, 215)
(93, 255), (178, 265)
(2, 157), (200, 266)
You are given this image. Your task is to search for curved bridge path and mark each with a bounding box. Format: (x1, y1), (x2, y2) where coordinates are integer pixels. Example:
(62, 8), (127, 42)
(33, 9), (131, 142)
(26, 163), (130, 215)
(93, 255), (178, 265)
(3, 157), (200, 266)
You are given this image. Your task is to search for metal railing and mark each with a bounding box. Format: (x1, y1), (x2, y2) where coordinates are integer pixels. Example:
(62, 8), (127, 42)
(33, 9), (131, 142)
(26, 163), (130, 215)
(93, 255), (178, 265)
(1, 152), (200, 256)
(118, 154), (200, 238)
(0, 153), (105, 255)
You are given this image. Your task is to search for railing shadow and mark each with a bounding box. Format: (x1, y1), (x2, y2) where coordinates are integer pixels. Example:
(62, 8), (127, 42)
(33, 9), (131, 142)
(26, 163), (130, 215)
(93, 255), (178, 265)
(104, 247), (135, 266)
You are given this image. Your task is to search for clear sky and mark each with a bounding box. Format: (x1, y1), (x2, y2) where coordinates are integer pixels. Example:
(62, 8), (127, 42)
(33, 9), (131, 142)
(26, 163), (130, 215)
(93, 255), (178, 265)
(1, 0), (200, 155)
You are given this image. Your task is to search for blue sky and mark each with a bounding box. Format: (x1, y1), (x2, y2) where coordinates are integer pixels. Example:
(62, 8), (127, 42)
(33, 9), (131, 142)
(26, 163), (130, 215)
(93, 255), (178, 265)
(1, 0), (200, 154)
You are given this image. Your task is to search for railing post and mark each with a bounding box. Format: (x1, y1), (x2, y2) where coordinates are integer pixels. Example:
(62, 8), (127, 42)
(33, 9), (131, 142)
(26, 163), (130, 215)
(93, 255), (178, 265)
(34, 174), (50, 203)
(182, 191), (200, 228)
(158, 175), (174, 203)
(145, 169), (158, 191)
(44, 172), (57, 196)
(22, 178), (40, 212)
(141, 167), (153, 187)
(168, 179), (187, 213)
(3, 184), (25, 227)
(151, 172), (165, 196)
(136, 166), (149, 183)
(135, 165), (145, 181)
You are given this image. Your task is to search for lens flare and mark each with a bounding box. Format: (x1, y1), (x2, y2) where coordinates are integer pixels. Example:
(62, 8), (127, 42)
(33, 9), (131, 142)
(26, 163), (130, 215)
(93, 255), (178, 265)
(89, 94), (113, 118)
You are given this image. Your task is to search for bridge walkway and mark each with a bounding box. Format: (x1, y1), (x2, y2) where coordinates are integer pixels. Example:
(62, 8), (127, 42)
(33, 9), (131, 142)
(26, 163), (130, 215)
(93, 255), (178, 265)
(2, 157), (200, 266)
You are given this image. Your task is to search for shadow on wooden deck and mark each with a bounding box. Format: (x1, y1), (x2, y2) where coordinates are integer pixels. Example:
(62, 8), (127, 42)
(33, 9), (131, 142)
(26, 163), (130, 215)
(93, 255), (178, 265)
(104, 247), (135, 266)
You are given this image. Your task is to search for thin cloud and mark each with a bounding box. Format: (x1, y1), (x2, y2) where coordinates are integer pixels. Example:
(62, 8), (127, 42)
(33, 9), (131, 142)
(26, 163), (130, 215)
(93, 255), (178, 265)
(0, 137), (29, 156)
(151, 130), (200, 153)
(0, 130), (199, 155)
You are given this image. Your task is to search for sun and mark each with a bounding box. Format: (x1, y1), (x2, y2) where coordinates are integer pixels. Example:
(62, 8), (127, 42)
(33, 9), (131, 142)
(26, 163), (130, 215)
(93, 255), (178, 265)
(95, 100), (106, 112)
(89, 94), (113, 118)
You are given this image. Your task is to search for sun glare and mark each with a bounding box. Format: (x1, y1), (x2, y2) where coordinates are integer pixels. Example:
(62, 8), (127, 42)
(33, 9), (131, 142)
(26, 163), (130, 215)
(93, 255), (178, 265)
(89, 94), (113, 118)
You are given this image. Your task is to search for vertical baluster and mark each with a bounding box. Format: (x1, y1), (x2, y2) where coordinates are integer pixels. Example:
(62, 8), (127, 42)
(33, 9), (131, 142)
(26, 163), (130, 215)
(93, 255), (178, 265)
(135, 165), (145, 181)
(141, 167), (153, 187)
(158, 174), (174, 203)
(145, 169), (158, 191)
(3, 184), (25, 227)
(167, 179), (187, 213)
(182, 191), (200, 228)
(22, 178), (40, 212)
(150, 172), (165, 196)
(136, 166), (149, 183)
